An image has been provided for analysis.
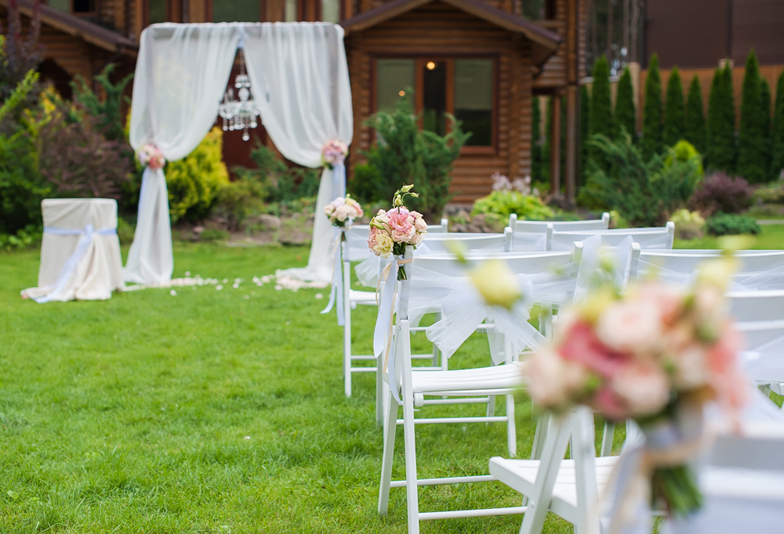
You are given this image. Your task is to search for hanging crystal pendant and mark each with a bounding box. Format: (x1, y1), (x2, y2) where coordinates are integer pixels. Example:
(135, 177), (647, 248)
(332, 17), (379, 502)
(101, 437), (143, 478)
(217, 48), (261, 142)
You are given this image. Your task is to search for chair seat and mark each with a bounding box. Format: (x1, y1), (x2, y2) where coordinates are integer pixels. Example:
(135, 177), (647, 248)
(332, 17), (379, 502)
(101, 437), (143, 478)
(411, 363), (525, 394)
(489, 456), (618, 522)
(349, 289), (377, 305)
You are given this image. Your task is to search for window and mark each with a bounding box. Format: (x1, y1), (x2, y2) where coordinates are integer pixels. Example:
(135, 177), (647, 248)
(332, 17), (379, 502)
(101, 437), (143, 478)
(521, 0), (555, 19)
(73, 0), (96, 12)
(48, 0), (69, 12)
(284, 0), (297, 21)
(213, 0), (260, 22)
(375, 57), (496, 150)
(321, 0), (340, 22)
(148, 0), (166, 24)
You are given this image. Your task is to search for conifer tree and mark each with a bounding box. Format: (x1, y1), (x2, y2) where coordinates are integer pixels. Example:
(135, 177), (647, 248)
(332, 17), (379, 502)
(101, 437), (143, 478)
(641, 54), (664, 160)
(615, 66), (636, 140)
(532, 96), (542, 183)
(580, 84), (591, 185)
(760, 77), (772, 180)
(771, 72), (784, 179)
(663, 66), (685, 147)
(684, 75), (707, 154)
(706, 65), (736, 173)
(737, 49), (767, 183)
(542, 96), (552, 183)
(590, 55), (613, 140)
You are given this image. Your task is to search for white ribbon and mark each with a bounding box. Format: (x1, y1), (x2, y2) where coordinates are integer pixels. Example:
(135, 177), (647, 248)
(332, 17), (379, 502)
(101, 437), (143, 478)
(321, 228), (345, 326)
(374, 256), (409, 403)
(332, 161), (346, 198)
(35, 224), (117, 304)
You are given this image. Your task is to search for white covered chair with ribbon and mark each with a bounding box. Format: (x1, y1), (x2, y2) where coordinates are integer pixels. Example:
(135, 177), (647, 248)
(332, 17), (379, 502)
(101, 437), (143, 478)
(508, 212), (609, 252)
(547, 222), (675, 252)
(22, 199), (123, 303)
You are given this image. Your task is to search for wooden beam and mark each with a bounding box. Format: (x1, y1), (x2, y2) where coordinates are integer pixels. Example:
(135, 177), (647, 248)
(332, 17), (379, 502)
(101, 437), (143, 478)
(549, 95), (561, 195)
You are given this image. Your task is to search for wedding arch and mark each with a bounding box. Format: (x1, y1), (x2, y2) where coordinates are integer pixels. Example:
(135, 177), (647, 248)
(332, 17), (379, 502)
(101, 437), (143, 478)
(126, 22), (353, 285)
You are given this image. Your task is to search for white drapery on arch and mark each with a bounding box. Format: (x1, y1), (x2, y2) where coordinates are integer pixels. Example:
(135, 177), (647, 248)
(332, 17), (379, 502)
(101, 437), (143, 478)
(127, 22), (353, 285)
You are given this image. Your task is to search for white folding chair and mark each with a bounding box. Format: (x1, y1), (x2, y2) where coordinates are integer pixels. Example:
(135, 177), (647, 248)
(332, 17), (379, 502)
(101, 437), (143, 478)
(507, 213), (610, 253)
(341, 219), (449, 397)
(666, 424), (784, 533)
(377, 246), (583, 532)
(547, 222), (675, 252)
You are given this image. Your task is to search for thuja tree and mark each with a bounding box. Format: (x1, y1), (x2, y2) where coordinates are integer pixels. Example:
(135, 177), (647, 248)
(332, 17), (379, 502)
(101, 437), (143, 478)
(772, 71), (784, 179)
(664, 66), (685, 147)
(706, 66), (736, 173)
(71, 64), (133, 142)
(760, 77), (772, 178)
(641, 54), (664, 160)
(350, 95), (468, 220)
(580, 84), (591, 185)
(590, 55), (612, 170)
(615, 66), (636, 140)
(684, 76), (707, 154)
(532, 96), (542, 183)
(737, 50), (767, 183)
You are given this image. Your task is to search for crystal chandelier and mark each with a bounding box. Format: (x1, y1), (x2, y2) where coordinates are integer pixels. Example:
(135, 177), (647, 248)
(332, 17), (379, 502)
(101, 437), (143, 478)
(218, 49), (261, 142)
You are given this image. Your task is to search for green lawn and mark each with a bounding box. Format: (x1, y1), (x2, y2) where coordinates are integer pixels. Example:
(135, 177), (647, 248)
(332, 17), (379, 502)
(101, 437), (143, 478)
(2, 227), (783, 533)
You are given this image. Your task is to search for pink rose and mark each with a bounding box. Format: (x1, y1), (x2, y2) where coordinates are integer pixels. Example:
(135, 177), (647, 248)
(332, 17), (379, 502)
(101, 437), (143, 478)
(387, 208), (413, 232)
(523, 347), (588, 410)
(610, 360), (670, 417)
(391, 229), (408, 242)
(637, 283), (683, 325)
(559, 321), (630, 377)
(590, 387), (629, 422)
(595, 300), (663, 355)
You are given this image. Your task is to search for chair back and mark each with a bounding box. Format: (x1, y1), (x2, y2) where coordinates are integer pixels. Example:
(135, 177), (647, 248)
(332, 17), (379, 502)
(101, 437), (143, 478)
(508, 212), (610, 234)
(728, 290), (784, 324)
(547, 222), (674, 252)
(427, 218), (449, 233)
(418, 228), (513, 254)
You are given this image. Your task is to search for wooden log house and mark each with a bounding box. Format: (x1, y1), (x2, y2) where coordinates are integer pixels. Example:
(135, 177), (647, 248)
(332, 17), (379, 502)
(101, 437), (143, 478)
(1, 0), (586, 203)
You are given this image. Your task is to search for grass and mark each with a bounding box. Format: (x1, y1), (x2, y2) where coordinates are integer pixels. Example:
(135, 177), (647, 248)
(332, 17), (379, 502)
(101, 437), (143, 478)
(2, 225), (782, 533)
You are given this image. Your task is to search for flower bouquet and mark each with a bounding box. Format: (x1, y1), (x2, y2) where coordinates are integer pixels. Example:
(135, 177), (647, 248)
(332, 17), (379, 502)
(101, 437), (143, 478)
(137, 143), (166, 170)
(324, 195), (363, 229)
(522, 254), (748, 519)
(368, 185), (428, 280)
(321, 140), (348, 169)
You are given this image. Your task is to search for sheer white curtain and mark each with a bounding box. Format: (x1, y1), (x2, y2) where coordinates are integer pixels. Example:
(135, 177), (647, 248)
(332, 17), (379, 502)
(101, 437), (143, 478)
(127, 23), (240, 284)
(243, 23), (353, 283)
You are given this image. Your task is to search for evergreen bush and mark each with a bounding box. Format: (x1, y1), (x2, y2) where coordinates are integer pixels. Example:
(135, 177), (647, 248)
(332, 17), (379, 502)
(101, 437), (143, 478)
(737, 50), (767, 183)
(348, 95), (468, 220)
(706, 66), (736, 173)
(772, 72), (784, 179)
(663, 66), (685, 147)
(590, 56), (613, 168)
(760, 77), (772, 180)
(705, 212), (760, 236)
(531, 96), (542, 184)
(165, 127), (230, 223)
(684, 76), (707, 153)
(615, 66), (636, 140)
(71, 64), (132, 142)
(471, 190), (554, 220)
(580, 85), (591, 186)
(641, 54), (664, 160)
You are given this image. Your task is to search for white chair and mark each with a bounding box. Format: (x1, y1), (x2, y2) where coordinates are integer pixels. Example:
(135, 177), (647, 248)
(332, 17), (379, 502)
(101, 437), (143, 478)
(665, 424), (784, 533)
(547, 222), (675, 252)
(508, 213), (610, 253)
(378, 246), (583, 533)
(341, 219), (449, 397)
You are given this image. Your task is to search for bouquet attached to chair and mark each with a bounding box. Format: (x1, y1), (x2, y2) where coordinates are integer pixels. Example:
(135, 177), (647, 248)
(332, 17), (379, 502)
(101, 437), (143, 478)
(522, 251), (749, 531)
(321, 195), (364, 325)
(368, 185), (427, 281)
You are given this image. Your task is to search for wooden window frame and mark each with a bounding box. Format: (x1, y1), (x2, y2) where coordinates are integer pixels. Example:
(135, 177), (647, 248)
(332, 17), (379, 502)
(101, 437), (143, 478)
(371, 54), (499, 156)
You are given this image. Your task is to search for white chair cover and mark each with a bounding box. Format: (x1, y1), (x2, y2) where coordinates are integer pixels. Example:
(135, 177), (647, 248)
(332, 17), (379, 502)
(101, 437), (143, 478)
(21, 199), (123, 302)
(129, 22), (353, 285)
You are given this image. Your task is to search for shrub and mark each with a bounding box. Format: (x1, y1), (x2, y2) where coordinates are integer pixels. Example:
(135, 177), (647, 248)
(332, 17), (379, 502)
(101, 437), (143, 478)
(737, 50), (768, 183)
(751, 179), (784, 204)
(685, 76), (707, 154)
(670, 208), (705, 240)
(580, 85), (591, 185)
(590, 56), (612, 169)
(771, 71), (784, 179)
(165, 127), (230, 223)
(760, 77), (772, 176)
(689, 172), (753, 216)
(705, 212), (760, 236)
(641, 54), (664, 160)
(0, 223), (41, 251)
(71, 64), (132, 142)
(706, 65), (736, 173)
(214, 173), (268, 231)
(664, 140), (704, 178)
(615, 66), (636, 140)
(348, 95), (468, 221)
(581, 133), (702, 227)
(471, 190), (554, 220)
(663, 66), (685, 147)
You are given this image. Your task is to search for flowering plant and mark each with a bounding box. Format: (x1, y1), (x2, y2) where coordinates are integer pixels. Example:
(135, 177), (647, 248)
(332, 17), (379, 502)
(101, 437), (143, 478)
(368, 185), (428, 279)
(137, 143), (166, 171)
(324, 194), (363, 228)
(523, 252), (748, 519)
(321, 140), (348, 169)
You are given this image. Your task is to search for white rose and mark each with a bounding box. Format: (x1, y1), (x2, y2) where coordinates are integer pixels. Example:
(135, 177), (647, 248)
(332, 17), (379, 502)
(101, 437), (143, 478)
(335, 204), (352, 222)
(373, 232), (393, 257)
(596, 301), (662, 355)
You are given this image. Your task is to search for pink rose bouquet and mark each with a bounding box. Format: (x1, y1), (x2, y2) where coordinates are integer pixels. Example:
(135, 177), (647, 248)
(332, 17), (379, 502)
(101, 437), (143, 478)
(523, 253), (748, 518)
(368, 184), (428, 280)
(324, 194), (363, 228)
(137, 143), (165, 171)
(321, 140), (348, 169)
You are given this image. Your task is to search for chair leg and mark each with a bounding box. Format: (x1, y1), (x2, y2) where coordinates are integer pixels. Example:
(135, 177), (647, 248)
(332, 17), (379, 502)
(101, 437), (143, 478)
(506, 393), (517, 457)
(378, 390), (398, 516)
(343, 260), (352, 398)
(402, 377), (420, 534)
(600, 421), (616, 456)
(531, 413), (548, 460)
(486, 395), (496, 420)
(376, 355), (385, 427)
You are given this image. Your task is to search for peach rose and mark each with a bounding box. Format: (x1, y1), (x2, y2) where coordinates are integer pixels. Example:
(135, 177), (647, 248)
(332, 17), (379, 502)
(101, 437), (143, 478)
(611, 360), (670, 417)
(595, 300), (663, 355)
